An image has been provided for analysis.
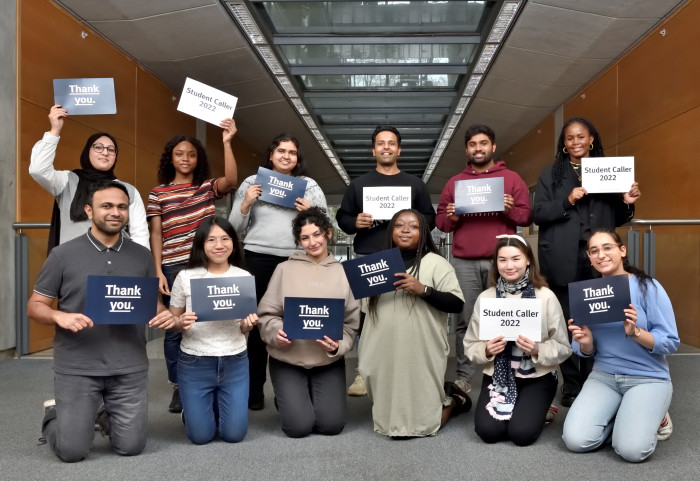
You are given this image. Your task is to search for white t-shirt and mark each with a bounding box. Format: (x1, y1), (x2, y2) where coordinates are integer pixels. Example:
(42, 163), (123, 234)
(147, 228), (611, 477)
(170, 265), (252, 357)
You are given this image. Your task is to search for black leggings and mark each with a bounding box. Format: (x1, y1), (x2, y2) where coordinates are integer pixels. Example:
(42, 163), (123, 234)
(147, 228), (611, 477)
(474, 372), (557, 446)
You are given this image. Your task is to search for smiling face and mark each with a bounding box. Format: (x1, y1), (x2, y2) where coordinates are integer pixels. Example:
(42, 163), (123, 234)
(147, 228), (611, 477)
(373, 130), (401, 168)
(496, 245), (530, 284)
(89, 135), (118, 171)
(172, 141), (198, 177)
(392, 211), (421, 251)
(465, 133), (496, 170)
(564, 122), (594, 162)
(587, 232), (627, 277)
(269, 140), (298, 175)
(85, 187), (129, 236)
(203, 224), (234, 268)
(299, 223), (330, 263)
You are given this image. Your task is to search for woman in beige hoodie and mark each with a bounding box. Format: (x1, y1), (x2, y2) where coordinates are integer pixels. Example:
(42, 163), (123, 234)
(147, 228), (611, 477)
(258, 207), (360, 438)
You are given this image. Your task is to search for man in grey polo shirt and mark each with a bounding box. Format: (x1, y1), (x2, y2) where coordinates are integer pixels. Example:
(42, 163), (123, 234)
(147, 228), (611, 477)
(28, 181), (175, 463)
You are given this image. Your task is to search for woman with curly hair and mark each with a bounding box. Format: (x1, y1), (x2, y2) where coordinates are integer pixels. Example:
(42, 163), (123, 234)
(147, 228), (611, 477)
(229, 133), (327, 410)
(533, 117), (641, 407)
(358, 209), (466, 437)
(257, 207), (359, 437)
(147, 119), (239, 413)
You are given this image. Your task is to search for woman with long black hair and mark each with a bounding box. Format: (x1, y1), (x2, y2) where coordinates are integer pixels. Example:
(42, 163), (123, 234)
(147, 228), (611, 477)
(533, 117), (641, 406)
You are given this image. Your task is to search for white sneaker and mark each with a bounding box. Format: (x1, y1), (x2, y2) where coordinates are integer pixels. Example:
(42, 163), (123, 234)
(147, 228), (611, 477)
(657, 412), (673, 441)
(454, 378), (472, 395)
(347, 371), (367, 396)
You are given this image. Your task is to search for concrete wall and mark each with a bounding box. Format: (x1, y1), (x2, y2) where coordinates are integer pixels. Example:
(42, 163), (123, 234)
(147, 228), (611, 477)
(0, 0), (17, 357)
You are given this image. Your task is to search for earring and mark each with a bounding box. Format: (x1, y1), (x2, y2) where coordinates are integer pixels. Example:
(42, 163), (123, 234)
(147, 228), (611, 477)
(562, 147), (568, 154)
(589, 143), (594, 151)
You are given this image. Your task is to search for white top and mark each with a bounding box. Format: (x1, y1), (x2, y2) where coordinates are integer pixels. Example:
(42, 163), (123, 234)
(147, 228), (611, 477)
(170, 265), (251, 357)
(29, 132), (150, 248)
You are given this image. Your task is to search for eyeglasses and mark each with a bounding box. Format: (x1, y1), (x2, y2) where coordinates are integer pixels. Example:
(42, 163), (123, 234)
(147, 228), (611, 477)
(92, 143), (117, 156)
(205, 236), (233, 245)
(586, 243), (620, 257)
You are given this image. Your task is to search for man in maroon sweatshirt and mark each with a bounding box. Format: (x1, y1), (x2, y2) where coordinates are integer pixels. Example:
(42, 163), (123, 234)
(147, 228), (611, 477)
(436, 124), (531, 396)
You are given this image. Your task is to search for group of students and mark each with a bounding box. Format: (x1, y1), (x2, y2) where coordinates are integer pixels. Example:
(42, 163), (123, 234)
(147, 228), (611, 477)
(29, 105), (678, 464)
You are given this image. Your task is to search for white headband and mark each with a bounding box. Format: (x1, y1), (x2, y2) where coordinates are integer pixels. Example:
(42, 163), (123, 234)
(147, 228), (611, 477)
(496, 234), (528, 247)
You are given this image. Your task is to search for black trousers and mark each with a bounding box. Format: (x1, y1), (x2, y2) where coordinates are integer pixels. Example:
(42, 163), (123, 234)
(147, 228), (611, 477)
(243, 250), (288, 399)
(474, 372), (558, 446)
(269, 357), (347, 438)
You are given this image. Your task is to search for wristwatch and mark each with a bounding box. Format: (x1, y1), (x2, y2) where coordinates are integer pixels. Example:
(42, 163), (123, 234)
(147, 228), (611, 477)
(634, 326), (642, 337)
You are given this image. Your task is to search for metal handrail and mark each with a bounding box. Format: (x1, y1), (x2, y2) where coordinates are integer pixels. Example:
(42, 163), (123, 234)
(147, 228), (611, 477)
(12, 222), (50, 229)
(629, 219), (700, 226)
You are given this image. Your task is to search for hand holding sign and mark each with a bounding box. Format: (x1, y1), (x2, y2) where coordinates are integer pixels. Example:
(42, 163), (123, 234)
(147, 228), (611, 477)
(622, 304), (639, 337)
(149, 309), (177, 330)
(48, 105), (68, 137)
(241, 313), (259, 334)
(623, 182), (642, 205)
(567, 319), (594, 355)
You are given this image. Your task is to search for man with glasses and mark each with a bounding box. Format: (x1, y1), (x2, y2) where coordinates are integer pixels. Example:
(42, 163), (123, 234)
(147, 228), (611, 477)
(29, 104), (149, 250)
(28, 181), (174, 462)
(435, 124), (531, 398)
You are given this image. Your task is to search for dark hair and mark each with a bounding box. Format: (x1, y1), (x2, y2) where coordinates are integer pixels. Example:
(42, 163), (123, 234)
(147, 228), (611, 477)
(157, 135), (210, 185)
(186, 217), (244, 270)
(465, 124), (496, 146)
(367, 209), (439, 318)
(371, 125), (401, 147)
(489, 237), (547, 289)
(264, 133), (305, 177)
(587, 228), (654, 297)
(81, 132), (118, 173)
(86, 180), (129, 207)
(292, 206), (333, 246)
(552, 117), (605, 187)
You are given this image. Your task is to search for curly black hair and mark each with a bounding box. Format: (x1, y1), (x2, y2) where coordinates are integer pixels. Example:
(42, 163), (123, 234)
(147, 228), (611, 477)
(552, 117), (605, 188)
(292, 206), (333, 246)
(156, 135), (211, 185)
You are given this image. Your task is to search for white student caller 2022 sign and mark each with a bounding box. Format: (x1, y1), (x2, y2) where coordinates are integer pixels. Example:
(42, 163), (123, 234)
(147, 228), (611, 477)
(177, 77), (238, 126)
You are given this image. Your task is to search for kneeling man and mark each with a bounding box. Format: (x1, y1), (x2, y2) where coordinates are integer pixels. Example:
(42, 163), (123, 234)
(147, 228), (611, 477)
(28, 181), (175, 462)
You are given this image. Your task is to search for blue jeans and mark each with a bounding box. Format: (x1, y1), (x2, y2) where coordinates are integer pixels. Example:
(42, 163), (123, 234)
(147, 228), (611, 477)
(162, 264), (184, 384)
(562, 369), (672, 462)
(177, 350), (249, 444)
(43, 371), (148, 462)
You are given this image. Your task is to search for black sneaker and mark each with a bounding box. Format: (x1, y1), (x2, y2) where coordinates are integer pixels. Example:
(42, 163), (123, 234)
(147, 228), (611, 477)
(445, 381), (472, 415)
(169, 387), (183, 413)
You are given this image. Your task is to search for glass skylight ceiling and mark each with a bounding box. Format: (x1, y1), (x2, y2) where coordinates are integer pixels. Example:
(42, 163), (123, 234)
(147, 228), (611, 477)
(238, 0), (510, 180)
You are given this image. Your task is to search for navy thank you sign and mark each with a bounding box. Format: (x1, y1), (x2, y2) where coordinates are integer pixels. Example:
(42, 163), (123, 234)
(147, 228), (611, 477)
(53, 78), (117, 115)
(190, 276), (257, 322)
(568, 274), (631, 325)
(342, 247), (405, 299)
(255, 167), (308, 209)
(454, 177), (504, 214)
(283, 297), (345, 340)
(85, 276), (158, 324)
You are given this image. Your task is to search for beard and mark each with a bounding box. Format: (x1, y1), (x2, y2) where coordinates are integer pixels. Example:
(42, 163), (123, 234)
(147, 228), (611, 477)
(92, 217), (126, 235)
(468, 151), (494, 167)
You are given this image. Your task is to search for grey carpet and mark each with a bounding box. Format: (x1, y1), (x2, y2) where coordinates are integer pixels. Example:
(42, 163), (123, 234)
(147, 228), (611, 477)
(1, 354), (698, 480)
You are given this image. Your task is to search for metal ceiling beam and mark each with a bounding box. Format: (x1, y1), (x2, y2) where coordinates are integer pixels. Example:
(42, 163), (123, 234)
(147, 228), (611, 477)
(274, 35), (481, 45)
(291, 65), (468, 75)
